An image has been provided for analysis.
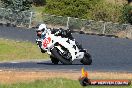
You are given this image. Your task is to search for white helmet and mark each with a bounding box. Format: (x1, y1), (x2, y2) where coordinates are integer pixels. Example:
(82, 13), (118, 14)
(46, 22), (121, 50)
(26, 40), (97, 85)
(36, 24), (47, 32)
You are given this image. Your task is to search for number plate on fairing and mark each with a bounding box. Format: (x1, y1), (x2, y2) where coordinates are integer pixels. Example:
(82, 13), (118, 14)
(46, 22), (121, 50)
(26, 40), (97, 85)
(42, 37), (51, 48)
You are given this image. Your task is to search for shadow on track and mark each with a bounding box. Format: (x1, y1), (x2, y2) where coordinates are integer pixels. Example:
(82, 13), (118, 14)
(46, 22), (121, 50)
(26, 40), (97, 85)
(37, 60), (84, 65)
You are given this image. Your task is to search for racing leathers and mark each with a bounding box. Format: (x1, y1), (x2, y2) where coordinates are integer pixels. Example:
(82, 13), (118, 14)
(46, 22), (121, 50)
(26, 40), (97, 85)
(36, 28), (83, 53)
(36, 28), (70, 53)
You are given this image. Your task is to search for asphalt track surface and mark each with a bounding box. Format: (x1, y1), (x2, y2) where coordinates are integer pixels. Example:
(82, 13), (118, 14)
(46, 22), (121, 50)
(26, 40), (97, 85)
(0, 26), (132, 72)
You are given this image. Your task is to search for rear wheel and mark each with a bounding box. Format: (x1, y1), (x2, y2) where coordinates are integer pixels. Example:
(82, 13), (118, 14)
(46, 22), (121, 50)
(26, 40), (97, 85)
(81, 52), (92, 65)
(51, 47), (72, 65)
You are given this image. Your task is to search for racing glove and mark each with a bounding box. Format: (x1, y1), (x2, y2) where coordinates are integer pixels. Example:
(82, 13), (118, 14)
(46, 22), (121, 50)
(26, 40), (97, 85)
(54, 29), (62, 36)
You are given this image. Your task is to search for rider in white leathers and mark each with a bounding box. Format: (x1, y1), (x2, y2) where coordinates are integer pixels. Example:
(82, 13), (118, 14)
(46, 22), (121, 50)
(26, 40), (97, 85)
(36, 24), (83, 53)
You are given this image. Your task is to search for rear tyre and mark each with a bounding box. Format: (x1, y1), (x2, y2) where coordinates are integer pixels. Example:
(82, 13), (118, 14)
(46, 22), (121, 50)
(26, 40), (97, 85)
(81, 53), (92, 65)
(50, 55), (59, 64)
(51, 47), (72, 65)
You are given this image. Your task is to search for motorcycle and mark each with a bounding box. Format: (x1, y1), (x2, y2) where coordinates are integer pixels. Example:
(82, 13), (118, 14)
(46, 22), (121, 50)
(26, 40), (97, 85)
(36, 29), (92, 65)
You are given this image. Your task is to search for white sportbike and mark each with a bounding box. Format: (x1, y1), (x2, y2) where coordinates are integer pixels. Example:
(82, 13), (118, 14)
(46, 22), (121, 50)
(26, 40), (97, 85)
(36, 29), (92, 65)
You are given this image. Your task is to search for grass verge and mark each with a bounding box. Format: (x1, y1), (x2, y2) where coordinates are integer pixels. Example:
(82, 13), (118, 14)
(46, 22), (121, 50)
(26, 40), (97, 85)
(0, 71), (131, 84)
(0, 38), (49, 61)
(0, 78), (131, 88)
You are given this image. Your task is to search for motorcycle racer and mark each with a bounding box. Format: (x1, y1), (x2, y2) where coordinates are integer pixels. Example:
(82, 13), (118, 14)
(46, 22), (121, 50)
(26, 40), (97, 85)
(36, 24), (67, 52)
(36, 23), (84, 53)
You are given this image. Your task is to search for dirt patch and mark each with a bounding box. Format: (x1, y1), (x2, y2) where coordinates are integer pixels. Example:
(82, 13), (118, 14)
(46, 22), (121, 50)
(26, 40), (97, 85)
(0, 70), (132, 84)
(105, 0), (127, 4)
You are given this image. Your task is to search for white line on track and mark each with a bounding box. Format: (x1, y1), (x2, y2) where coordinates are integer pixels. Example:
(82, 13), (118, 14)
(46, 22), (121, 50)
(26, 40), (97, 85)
(10, 62), (20, 64)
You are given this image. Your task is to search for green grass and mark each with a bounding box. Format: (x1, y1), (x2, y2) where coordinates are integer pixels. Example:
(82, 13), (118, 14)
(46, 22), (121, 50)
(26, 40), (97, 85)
(0, 78), (131, 88)
(0, 38), (49, 61)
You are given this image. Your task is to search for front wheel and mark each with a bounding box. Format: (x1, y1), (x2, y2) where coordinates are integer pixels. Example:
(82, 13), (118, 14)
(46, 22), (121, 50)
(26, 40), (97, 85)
(50, 55), (59, 64)
(81, 52), (92, 65)
(51, 47), (72, 65)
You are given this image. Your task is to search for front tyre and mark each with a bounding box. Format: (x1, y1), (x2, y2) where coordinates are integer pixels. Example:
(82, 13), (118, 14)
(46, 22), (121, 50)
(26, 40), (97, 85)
(81, 52), (92, 65)
(51, 47), (72, 65)
(50, 55), (59, 64)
